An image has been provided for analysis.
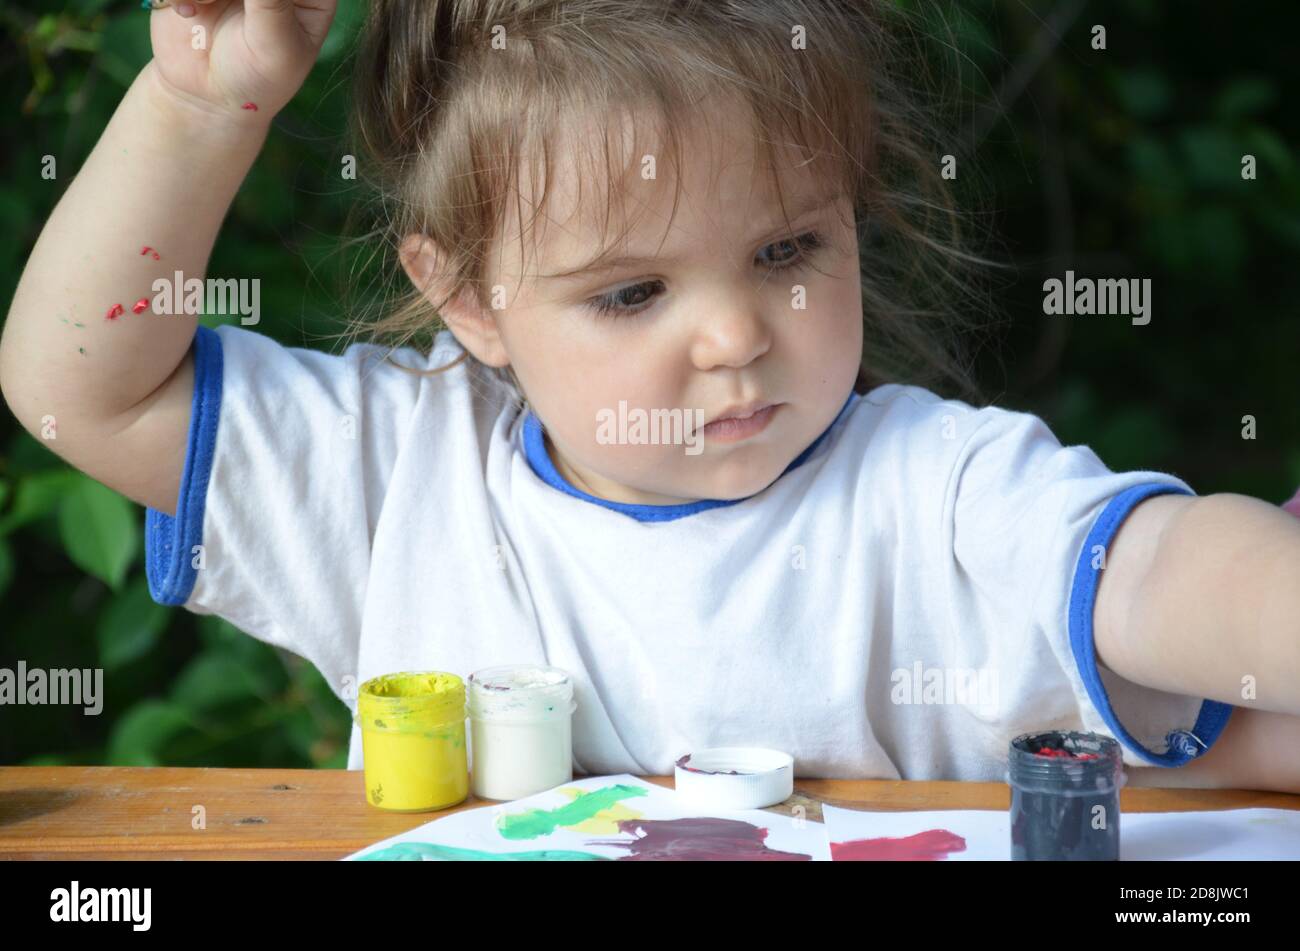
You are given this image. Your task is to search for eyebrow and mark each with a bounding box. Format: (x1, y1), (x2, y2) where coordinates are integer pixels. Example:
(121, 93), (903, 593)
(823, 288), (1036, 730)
(539, 193), (839, 282)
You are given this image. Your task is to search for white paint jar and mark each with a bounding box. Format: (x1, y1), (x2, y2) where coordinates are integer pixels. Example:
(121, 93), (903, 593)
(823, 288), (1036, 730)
(467, 665), (576, 801)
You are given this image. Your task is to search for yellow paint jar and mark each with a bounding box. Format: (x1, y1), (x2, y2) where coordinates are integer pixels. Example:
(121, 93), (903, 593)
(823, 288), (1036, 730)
(357, 671), (468, 812)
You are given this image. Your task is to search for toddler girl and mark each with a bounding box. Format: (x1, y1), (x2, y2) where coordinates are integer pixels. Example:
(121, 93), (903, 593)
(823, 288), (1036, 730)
(3, 0), (1299, 790)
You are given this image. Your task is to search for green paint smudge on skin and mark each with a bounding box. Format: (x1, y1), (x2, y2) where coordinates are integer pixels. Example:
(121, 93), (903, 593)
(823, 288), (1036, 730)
(496, 783), (649, 840)
(74, 322), (84, 328)
(356, 841), (607, 861)
(78, 347), (86, 355)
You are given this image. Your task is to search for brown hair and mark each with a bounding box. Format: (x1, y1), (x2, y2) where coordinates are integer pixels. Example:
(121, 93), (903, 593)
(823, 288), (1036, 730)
(335, 0), (998, 404)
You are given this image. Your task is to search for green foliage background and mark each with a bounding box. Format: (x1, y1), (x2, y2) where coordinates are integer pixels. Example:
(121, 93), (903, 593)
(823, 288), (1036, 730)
(1, 1), (1297, 768)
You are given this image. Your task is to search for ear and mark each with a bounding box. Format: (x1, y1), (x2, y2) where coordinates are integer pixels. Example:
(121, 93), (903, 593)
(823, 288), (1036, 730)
(398, 234), (511, 368)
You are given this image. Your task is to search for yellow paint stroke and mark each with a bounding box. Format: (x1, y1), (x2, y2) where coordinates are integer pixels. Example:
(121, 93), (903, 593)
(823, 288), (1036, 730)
(553, 786), (644, 833)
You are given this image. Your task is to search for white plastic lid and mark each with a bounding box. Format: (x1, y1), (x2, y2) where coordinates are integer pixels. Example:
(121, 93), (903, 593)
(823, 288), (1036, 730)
(467, 665), (574, 721)
(673, 747), (794, 810)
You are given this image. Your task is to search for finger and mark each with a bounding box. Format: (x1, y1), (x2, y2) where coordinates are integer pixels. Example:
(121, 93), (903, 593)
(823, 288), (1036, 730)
(172, 0), (220, 19)
(292, 0), (340, 49)
(242, 0), (308, 48)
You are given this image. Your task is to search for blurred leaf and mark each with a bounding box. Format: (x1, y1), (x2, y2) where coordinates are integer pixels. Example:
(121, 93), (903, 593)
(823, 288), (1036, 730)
(1125, 136), (1180, 201)
(1111, 68), (1171, 119)
(1287, 450), (1300, 490)
(33, 15), (59, 44)
(1145, 214), (1193, 273)
(1178, 126), (1243, 189)
(319, 0), (367, 62)
(319, 746), (349, 769)
(171, 651), (266, 714)
(1254, 204), (1300, 251)
(0, 538), (12, 598)
(57, 474), (138, 590)
(197, 615), (290, 695)
(96, 575), (169, 671)
(1213, 77), (1277, 120)
(5, 429), (65, 475)
(107, 699), (194, 766)
(280, 705), (320, 760)
(1094, 406), (1177, 471)
(72, 0), (117, 14)
(0, 185), (31, 277)
(21, 752), (80, 766)
(95, 12), (154, 88)
(0, 468), (78, 535)
(1242, 126), (1294, 174)
(1185, 205), (1246, 281)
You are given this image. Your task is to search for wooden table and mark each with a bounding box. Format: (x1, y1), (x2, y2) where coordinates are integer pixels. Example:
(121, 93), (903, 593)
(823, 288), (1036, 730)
(1, 766), (1296, 860)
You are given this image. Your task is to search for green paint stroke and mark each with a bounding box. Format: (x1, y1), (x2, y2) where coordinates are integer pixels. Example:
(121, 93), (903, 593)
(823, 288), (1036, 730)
(497, 783), (649, 840)
(356, 841), (607, 861)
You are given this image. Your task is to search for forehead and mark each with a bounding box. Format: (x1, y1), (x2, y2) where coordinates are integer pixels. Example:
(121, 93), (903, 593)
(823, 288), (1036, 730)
(492, 97), (835, 280)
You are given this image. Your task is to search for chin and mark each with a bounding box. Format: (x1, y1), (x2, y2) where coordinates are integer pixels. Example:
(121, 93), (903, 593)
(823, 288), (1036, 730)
(694, 455), (787, 501)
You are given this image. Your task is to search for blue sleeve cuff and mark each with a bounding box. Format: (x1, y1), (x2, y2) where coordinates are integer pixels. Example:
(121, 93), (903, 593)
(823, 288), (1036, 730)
(1068, 481), (1235, 766)
(144, 325), (223, 606)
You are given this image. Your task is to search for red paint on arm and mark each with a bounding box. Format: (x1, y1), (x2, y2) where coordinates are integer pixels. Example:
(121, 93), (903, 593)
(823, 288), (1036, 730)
(131, 298), (149, 314)
(241, 102), (259, 111)
(105, 303), (124, 320)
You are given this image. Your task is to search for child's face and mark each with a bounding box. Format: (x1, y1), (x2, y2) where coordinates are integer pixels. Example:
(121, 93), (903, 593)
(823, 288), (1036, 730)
(466, 107), (862, 505)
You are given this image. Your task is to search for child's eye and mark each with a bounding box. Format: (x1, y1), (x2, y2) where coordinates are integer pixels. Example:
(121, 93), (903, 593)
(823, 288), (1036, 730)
(582, 231), (824, 319)
(585, 279), (665, 318)
(757, 231), (823, 270)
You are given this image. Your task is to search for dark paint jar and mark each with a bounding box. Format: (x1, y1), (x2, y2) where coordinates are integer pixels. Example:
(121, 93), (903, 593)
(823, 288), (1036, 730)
(1008, 731), (1124, 861)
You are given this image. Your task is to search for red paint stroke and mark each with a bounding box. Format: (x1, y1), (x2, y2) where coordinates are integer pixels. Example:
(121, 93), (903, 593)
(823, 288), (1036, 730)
(831, 828), (967, 861)
(241, 101), (259, 111)
(131, 298), (149, 314)
(105, 303), (124, 320)
(587, 817), (811, 861)
(140, 245), (161, 260)
(1034, 747), (1099, 760)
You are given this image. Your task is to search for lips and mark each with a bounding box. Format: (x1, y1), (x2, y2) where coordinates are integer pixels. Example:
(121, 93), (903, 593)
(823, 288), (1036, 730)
(704, 401), (775, 427)
(700, 402), (781, 442)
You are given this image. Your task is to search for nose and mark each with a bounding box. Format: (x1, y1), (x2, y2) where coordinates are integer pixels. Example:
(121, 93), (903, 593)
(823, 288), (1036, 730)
(687, 286), (773, 371)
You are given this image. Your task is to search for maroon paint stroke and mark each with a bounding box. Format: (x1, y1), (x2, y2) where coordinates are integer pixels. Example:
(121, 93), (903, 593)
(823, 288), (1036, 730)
(674, 754), (742, 775)
(587, 817), (811, 861)
(831, 828), (967, 861)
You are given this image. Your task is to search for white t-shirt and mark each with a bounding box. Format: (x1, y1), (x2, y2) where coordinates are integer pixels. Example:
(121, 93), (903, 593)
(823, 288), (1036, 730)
(145, 324), (1233, 781)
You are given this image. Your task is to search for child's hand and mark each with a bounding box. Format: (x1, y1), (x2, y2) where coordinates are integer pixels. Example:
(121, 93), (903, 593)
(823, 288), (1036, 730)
(148, 0), (337, 118)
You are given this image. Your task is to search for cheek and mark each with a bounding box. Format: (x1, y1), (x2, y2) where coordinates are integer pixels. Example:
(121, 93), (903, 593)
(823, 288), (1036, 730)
(509, 330), (674, 454)
(788, 265), (862, 366)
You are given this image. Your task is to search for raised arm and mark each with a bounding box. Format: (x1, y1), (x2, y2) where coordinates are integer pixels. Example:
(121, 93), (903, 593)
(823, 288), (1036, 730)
(0, 0), (336, 516)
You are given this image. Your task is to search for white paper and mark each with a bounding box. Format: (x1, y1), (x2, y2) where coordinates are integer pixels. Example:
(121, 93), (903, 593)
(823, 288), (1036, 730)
(1121, 808), (1300, 860)
(345, 774), (830, 861)
(822, 803), (1300, 861)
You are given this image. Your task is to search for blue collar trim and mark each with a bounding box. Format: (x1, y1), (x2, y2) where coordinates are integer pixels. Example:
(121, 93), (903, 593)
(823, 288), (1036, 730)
(521, 391), (857, 522)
